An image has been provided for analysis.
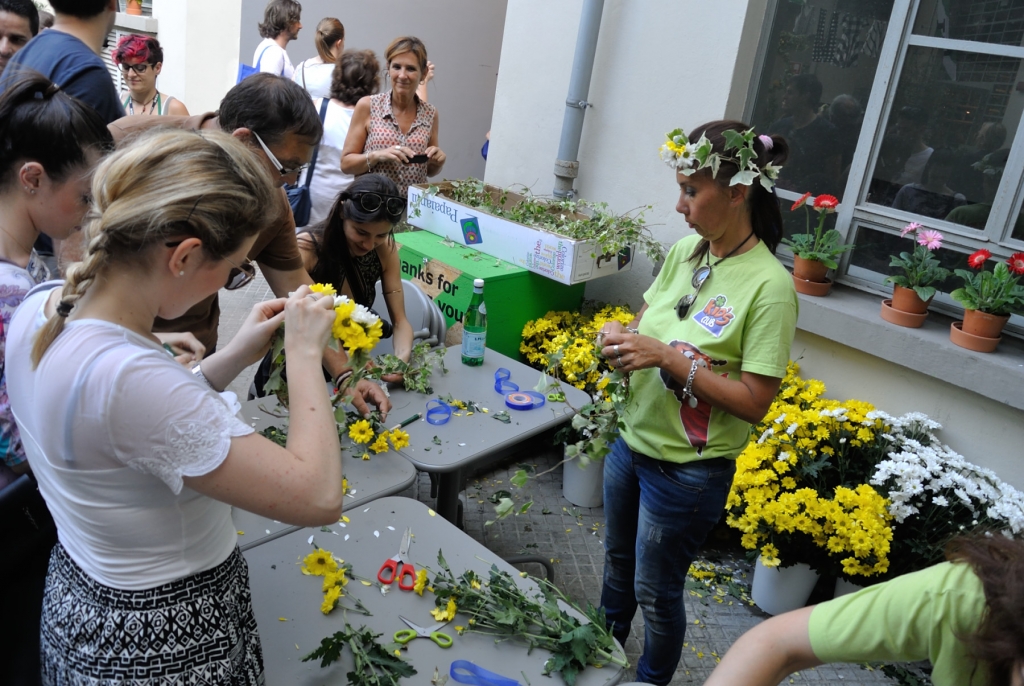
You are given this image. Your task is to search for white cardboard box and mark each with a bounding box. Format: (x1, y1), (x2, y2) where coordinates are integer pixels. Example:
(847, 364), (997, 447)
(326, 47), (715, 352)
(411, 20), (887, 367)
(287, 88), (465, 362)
(406, 183), (634, 286)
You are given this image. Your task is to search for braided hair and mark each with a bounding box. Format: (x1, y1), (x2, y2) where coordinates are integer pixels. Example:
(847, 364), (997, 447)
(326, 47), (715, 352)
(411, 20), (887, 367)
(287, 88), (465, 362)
(32, 128), (278, 366)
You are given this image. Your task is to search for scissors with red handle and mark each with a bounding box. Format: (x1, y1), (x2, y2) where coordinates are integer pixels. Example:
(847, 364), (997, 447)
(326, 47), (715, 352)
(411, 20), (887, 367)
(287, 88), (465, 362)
(377, 527), (415, 590)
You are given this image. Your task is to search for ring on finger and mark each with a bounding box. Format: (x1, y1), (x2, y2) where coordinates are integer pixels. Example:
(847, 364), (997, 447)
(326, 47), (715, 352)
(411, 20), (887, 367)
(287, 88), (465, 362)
(308, 292), (322, 301)
(613, 344), (620, 356)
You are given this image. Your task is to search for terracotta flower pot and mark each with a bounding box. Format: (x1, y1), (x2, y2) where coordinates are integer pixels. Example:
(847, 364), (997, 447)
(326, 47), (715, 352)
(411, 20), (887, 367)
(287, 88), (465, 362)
(793, 256), (829, 283)
(891, 285), (931, 315)
(950, 322), (1001, 353)
(880, 299), (927, 328)
(125, 0), (143, 15)
(961, 309), (1010, 339)
(792, 275), (832, 296)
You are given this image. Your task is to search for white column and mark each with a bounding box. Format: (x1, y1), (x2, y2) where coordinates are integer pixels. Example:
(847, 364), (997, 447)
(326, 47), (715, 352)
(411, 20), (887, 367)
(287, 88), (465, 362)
(153, 0), (242, 115)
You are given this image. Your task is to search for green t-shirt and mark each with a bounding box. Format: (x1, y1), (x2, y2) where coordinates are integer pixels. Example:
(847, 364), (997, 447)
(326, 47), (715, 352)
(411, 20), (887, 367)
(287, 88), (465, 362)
(620, 235), (798, 463)
(809, 561), (988, 686)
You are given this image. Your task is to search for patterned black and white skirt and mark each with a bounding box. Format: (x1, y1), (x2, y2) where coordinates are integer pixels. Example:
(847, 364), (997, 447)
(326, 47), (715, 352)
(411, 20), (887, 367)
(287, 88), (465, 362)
(41, 543), (265, 685)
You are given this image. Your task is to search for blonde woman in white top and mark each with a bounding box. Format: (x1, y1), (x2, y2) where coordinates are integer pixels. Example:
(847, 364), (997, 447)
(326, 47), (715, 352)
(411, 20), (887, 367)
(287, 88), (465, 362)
(7, 128), (344, 685)
(292, 17), (344, 99)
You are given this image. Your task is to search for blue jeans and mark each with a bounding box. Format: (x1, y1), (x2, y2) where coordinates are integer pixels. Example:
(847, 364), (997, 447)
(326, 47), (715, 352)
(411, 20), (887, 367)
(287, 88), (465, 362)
(600, 437), (736, 685)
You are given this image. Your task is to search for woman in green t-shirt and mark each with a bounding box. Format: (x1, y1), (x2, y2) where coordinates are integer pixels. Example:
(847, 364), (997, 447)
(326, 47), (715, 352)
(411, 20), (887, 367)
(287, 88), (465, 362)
(705, 535), (1024, 686)
(596, 120), (797, 685)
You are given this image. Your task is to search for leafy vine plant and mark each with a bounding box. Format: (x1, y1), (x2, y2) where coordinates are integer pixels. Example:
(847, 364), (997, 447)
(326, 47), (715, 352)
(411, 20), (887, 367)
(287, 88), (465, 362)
(411, 178), (666, 265)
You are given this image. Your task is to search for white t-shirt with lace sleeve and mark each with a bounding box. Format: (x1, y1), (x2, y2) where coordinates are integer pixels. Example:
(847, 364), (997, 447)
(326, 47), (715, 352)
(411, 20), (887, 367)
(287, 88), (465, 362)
(6, 286), (254, 590)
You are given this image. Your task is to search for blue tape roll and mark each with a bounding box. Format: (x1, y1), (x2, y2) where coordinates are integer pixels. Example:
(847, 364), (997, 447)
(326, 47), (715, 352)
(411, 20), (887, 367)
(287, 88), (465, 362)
(449, 660), (520, 686)
(426, 399), (452, 425)
(494, 367), (519, 394)
(504, 391), (546, 411)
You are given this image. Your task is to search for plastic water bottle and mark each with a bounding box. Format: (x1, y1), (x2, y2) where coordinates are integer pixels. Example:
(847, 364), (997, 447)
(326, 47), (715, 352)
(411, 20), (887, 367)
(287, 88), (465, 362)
(461, 278), (486, 366)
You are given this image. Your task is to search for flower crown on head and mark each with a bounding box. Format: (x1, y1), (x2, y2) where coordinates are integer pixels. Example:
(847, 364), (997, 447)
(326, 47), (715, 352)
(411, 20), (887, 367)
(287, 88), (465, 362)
(659, 128), (782, 191)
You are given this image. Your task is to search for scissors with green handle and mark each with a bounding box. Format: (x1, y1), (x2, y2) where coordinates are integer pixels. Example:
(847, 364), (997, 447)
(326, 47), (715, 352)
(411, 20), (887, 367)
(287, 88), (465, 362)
(394, 615), (453, 648)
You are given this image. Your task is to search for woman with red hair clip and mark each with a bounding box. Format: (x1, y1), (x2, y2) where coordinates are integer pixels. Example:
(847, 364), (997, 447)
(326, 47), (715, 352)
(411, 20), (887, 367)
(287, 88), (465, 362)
(112, 34), (188, 117)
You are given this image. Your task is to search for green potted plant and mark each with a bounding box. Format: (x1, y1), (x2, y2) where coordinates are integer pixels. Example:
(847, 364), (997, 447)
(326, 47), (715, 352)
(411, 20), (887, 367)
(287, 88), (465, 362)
(949, 249), (1024, 352)
(880, 222), (951, 328)
(782, 192), (854, 296)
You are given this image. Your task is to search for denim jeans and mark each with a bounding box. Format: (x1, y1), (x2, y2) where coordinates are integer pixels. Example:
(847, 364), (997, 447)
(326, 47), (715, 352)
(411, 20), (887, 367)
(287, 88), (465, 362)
(600, 437), (736, 685)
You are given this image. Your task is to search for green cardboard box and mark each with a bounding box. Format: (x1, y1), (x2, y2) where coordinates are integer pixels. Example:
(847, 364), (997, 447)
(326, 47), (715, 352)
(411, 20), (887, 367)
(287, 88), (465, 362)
(396, 230), (585, 360)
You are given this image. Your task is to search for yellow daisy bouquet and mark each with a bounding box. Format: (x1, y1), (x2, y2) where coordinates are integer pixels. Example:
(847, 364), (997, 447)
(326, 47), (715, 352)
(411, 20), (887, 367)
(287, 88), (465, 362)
(726, 363), (895, 579)
(263, 282), (383, 409)
(344, 417), (410, 461)
(520, 304), (635, 397)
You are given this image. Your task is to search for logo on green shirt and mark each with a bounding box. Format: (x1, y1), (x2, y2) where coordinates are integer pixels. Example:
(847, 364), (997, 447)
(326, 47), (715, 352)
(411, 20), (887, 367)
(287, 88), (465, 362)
(692, 294), (735, 337)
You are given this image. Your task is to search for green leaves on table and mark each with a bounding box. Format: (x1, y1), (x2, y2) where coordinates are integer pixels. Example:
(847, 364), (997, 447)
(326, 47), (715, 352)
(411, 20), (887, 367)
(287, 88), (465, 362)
(302, 624), (416, 686)
(371, 341), (448, 394)
(425, 550), (628, 686)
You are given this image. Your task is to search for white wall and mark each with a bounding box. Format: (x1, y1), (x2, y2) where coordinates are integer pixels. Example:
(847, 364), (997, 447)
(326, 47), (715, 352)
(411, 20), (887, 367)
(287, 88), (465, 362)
(154, 0), (242, 115)
(486, 0), (768, 308)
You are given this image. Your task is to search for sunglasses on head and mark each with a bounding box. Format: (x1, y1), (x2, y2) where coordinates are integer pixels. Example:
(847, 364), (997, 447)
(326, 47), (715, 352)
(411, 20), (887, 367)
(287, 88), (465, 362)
(348, 192), (406, 219)
(165, 240), (256, 291)
(675, 265), (712, 320)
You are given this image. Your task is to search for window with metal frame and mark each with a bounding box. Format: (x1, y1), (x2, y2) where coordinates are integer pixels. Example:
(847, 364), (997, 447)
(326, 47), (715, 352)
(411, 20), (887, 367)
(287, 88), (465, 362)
(746, 0), (1024, 336)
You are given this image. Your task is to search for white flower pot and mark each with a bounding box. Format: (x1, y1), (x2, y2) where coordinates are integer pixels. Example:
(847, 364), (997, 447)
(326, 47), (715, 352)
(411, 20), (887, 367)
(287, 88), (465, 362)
(562, 452), (603, 508)
(750, 556), (820, 615)
(833, 577), (865, 598)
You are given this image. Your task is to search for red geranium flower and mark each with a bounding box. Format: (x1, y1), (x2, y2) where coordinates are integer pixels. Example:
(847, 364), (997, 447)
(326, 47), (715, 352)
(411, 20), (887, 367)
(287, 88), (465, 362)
(967, 249), (992, 269)
(1009, 251), (1024, 276)
(790, 192), (812, 212)
(812, 194), (839, 213)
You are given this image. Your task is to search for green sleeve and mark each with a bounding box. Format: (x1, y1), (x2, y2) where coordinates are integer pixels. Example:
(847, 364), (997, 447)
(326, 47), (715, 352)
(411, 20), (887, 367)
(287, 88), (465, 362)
(807, 562), (987, 686)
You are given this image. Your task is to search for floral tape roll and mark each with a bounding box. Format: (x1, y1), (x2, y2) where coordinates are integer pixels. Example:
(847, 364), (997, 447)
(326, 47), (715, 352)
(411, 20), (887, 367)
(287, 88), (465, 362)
(504, 391), (546, 411)
(425, 399), (452, 425)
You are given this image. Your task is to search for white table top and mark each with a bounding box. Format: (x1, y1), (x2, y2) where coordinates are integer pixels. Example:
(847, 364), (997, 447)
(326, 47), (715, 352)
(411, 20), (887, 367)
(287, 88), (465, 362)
(385, 347), (591, 474)
(232, 397), (418, 551)
(244, 496), (624, 686)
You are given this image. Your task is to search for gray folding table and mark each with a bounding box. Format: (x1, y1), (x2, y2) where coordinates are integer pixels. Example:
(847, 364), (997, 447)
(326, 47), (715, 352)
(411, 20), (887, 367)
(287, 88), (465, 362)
(384, 346), (591, 523)
(232, 397), (418, 551)
(243, 496), (624, 685)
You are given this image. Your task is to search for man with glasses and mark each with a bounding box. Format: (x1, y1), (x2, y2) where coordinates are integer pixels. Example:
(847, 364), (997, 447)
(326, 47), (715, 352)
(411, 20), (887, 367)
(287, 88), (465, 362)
(109, 74), (390, 416)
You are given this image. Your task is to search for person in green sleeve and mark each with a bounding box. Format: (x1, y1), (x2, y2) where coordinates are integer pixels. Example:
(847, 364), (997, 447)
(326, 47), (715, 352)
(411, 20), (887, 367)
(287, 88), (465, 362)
(705, 534), (1024, 686)
(596, 120), (797, 685)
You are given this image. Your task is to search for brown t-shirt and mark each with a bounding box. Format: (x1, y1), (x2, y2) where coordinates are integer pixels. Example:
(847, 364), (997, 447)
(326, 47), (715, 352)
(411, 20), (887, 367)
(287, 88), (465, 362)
(108, 113), (304, 351)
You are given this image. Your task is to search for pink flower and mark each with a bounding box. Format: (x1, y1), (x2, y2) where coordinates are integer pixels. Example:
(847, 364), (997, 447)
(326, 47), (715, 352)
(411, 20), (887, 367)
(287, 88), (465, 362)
(758, 134), (774, 151)
(917, 229), (943, 251)
(900, 222), (921, 238)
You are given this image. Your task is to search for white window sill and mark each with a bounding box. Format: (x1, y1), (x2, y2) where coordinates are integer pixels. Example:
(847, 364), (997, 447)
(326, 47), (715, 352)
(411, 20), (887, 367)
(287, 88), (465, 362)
(795, 284), (1024, 412)
(115, 12), (158, 33)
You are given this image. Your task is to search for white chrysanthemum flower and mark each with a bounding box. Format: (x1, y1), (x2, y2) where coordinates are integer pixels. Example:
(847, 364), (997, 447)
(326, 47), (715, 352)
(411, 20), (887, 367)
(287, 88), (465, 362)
(351, 304), (380, 326)
(333, 295), (350, 308)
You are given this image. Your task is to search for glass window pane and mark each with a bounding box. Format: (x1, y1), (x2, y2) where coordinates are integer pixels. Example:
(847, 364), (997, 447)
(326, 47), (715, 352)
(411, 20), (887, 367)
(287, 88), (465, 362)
(865, 46), (1023, 231)
(913, 0), (1024, 48)
(748, 0), (895, 201)
(848, 225), (968, 294)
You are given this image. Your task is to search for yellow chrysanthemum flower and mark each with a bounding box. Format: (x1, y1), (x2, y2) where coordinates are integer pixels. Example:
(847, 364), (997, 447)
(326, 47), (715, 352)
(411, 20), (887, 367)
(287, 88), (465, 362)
(348, 419), (374, 444)
(321, 584), (341, 614)
(370, 433), (390, 454)
(302, 549), (337, 577)
(388, 429), (410, 450)
(310, 282), (336, 297)
(430, 598), (457, 622)
(413, 569), (429, 596)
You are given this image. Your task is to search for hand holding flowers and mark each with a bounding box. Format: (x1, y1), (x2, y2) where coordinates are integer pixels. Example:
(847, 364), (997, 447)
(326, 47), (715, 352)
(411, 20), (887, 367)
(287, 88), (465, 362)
(885, 222), (951, 303)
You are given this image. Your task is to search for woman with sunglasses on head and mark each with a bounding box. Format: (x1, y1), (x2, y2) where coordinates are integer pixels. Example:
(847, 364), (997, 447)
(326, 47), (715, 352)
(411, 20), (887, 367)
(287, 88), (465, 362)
(340, 36), (445, 199)
(6, 128), (346, 685)
(594, 121), (797, 686)
(112, 34), (188, 117)
(253, 172), (412, 393)
(0, 72), (112, 686)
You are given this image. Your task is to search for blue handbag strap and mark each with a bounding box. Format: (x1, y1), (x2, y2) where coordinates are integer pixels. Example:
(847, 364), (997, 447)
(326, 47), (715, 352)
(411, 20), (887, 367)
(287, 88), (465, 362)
(302, 98), (330, 189)
(254, 45), (270, 71)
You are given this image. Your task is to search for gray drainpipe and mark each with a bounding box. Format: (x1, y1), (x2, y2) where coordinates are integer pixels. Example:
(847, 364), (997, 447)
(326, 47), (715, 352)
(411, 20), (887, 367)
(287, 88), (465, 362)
(552, 0), (606, 199)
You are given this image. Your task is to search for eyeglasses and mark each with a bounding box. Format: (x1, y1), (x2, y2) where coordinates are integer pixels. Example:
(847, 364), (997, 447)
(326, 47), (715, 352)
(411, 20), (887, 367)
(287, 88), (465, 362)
(118, 63), (152, 75)
(251, 131), (310, 178)
(165, 241), (256, 291)
(675, 265), (712, 319)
